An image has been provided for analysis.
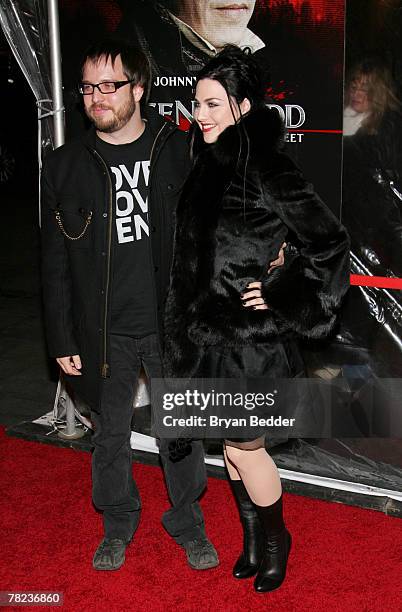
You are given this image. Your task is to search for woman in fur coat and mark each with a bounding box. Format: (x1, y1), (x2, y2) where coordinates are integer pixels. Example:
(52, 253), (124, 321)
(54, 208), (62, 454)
(164, 46), (350, 593)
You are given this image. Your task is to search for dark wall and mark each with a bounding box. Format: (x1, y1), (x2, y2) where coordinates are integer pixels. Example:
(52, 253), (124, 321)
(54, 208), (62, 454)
(346, 0), (402, 92)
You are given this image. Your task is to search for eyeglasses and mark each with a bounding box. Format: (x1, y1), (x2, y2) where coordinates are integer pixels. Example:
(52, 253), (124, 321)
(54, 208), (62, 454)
(78, 80), (135, 95)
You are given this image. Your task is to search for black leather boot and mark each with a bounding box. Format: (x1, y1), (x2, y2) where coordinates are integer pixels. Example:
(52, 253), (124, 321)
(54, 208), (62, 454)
(253, 494), (292, 593)
(230, 479), (263, 579)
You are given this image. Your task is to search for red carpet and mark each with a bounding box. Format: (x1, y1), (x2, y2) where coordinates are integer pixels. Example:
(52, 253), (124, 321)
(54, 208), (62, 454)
(1, 428), (401, 612)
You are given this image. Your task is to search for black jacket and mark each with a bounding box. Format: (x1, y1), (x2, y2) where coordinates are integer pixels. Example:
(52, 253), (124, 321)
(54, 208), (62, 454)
(164, 107), (350, 378)
(41, 111), (189, 409)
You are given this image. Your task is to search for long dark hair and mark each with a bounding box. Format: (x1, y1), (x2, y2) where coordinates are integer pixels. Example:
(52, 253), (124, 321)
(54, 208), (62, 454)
(190, 46), (269, 218)
(190, 45), (266, 159)
(197, 45), (265, 117)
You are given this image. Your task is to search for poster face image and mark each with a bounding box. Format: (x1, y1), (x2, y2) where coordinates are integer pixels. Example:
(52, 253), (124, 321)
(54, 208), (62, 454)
(167, 1), (259, 50)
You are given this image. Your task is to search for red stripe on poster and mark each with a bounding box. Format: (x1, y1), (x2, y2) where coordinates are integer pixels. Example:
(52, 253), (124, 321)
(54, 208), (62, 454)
(350, 274), (402, 290)
(288, 129), (343, 134)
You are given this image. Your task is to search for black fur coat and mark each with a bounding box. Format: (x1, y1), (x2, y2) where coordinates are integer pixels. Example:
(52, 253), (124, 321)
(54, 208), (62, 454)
(164, 107), (350, 378)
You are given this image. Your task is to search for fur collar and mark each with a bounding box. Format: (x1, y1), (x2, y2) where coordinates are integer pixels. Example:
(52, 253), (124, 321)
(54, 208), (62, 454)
(190, 106), (285, 170)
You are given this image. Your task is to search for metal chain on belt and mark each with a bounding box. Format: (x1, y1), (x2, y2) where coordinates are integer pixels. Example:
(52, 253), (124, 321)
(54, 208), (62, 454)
(54, 210), (93, 240)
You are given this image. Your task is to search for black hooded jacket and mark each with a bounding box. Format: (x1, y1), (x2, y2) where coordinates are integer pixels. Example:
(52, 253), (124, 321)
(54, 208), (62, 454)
(41, 111), (189, 409)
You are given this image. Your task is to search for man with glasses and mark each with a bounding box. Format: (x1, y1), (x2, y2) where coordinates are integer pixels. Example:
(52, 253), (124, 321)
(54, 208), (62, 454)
(41, 40), (218, 572)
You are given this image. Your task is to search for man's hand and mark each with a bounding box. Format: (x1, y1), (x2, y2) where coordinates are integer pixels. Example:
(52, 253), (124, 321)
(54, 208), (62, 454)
(56, 355), (82, 376)
(241, 282), (269, 310)
(268, 242), (286, 273)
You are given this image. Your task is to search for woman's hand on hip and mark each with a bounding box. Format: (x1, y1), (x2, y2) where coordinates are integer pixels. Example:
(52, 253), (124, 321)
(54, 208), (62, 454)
(240, 242), (286, 310)
(241, 282), (269, 310)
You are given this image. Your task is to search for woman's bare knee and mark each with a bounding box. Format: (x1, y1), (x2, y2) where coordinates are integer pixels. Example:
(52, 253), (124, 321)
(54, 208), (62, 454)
(225, 446), (261, 472)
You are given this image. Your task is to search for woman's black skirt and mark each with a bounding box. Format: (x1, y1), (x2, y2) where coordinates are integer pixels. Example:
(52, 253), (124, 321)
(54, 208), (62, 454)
(195, 337), (306, 448)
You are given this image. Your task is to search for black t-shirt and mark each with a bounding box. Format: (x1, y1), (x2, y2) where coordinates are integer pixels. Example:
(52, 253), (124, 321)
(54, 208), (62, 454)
(96, 126), (156, 337)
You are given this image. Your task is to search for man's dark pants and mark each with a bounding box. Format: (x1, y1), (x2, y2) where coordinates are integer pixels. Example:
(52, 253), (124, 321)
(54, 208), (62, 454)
(90, 333), (207, 544)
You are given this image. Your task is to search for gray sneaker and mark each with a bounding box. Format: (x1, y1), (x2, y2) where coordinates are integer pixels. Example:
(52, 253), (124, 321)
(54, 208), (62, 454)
(92, 538), (127, 571)
(181, 538), (219, 570)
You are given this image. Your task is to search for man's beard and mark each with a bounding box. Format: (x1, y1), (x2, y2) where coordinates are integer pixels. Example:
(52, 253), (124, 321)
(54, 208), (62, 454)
(87, 96), (136, 133)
